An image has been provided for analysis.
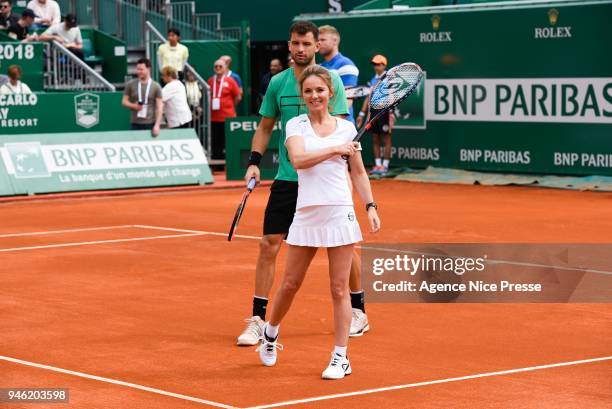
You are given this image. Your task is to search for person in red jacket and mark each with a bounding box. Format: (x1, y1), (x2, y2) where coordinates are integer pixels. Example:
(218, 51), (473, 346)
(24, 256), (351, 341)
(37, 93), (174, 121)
(207, 58), (240, 163)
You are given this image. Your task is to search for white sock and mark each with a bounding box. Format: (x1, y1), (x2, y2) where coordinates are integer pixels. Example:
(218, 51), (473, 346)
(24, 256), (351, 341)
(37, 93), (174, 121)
(383, 159), (390, 168)
(265, 323), (279, 340)
(334, 345), (347, 357)
(375, 158), (382, 167)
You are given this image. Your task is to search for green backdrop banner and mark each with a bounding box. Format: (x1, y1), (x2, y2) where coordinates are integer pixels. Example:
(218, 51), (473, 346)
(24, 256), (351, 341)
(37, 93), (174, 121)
(304, 0), (612, 176)
(0, 92), (130, 134)
(0, 42), (44, 91)
(0, 129), (213, 196)
(225, 117), (281, 181)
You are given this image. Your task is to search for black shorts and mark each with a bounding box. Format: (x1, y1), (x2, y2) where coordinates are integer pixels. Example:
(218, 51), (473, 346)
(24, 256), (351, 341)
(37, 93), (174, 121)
(263, 180), (298, 236)
(369, 111), (391, 135)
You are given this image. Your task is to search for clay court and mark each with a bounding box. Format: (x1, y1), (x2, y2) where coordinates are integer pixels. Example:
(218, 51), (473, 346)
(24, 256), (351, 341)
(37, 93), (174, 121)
(1, 180), (611, 408)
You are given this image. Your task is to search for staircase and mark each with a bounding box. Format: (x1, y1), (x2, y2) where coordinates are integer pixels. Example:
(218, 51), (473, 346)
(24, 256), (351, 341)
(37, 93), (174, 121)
(58, 0), (242, 82)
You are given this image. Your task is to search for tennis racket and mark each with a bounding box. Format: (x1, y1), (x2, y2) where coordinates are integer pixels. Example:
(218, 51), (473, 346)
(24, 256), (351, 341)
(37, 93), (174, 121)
(351, 62), (423, 147)
(344, 85), (371, 99)
(228, 177), (257, 241)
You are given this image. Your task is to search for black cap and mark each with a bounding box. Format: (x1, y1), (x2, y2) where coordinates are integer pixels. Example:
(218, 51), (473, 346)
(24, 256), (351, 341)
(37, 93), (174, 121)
(64, 13), (77, 28)
(22, 8), (35, 19)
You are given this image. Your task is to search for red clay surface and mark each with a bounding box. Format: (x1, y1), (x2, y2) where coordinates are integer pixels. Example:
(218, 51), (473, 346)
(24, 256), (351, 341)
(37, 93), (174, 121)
(1, 180), (611, 408)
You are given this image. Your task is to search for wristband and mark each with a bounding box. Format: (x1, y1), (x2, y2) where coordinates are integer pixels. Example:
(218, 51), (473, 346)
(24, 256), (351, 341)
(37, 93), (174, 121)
(358, 112), (366, 117)
(366, 202), (377, 211)
(248, 151), (262, 167)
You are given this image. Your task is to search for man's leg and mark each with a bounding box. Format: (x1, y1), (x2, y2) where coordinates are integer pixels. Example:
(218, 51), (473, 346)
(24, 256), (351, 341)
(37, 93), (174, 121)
(237, 180), (297, 346)
(348, 250), (369, 337)
(372, 133), (382, 171)
(253, 233), (285, 315)
(237, 234), (284, 346)
(382, 133), (392, 172)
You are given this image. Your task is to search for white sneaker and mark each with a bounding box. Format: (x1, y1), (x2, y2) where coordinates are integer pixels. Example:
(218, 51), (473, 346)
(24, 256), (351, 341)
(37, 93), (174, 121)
(349, 308), (370, 337)
(321, 353), (352, 379)
(256, 326), (283, 367)
(237, 316), (264, 346)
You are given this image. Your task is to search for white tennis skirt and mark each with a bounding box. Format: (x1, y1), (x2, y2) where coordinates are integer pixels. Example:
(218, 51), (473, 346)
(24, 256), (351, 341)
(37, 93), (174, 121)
(286, 205), (363, 247)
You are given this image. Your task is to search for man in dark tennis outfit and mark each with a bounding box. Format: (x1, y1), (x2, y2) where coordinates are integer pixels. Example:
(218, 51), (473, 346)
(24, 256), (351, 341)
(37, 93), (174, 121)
(237, 21), (370, 346)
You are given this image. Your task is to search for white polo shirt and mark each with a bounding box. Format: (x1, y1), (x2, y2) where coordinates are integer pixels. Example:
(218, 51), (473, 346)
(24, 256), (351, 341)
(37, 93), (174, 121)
(162, 79), (192, 128)
(285, 114), (358, 210)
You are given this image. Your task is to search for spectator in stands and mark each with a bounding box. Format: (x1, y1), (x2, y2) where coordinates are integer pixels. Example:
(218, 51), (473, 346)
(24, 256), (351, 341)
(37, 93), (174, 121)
(184, 68), (203, 119)
(0, 0), (19, 30)
(318, 25), (359, 122)
(122, 58), (163, 137)
(257, 58), (283, 110)
(287, 54), (294, 68)
(26, 0), (60, 29)
(207, 58), (240, 162)
(0, 65), (32, 94)
(219, 55), (242, 101)
(161, 66), (192, 129)
(7, 8), (37, 42)
(0, 61), (8, 87)
(356, 54), (394, 175)
(39, 13), (83, 59)
(157, 28), (189, 82)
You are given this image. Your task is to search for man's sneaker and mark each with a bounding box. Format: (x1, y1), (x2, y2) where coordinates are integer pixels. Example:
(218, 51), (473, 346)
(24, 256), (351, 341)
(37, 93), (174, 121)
(349, 308), (370, 337)
(237, 316), (264, 346)
(321, 353), (352, 379)
(369, 165), (385, 175)
(256, 325), (283, 367)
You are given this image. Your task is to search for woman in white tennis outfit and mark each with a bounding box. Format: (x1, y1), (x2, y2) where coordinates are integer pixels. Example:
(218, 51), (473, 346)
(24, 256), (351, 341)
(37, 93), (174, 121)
(257, 65), (380, 379)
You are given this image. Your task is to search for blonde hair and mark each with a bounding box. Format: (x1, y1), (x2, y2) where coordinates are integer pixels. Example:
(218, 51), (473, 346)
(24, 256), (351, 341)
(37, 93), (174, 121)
(160, 66), (177, 79)
(318, 25), (340, 40)
(299, 65), (333, 94)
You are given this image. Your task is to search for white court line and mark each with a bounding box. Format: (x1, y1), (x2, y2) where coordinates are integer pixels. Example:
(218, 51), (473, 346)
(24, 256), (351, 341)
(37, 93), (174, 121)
(0, 232), (205, 253)
(137, 224), (261, 240)
(2, 224), (610, 275)
(0, 355), (236, 409)
(243, 356), (612, 409)
(134, 224), (207, 235)
(0, 225), (133, 238)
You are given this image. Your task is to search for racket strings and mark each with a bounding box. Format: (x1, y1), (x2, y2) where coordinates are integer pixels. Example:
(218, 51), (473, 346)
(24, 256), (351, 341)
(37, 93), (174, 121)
(370, 64), (422, 110)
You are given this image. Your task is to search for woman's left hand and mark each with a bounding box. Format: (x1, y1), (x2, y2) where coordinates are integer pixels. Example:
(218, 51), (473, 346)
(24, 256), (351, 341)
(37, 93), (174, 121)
(368, 209), (381, 233)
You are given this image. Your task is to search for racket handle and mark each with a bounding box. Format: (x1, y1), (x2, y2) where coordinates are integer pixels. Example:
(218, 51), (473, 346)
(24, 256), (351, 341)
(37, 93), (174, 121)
(342, 125), (369, 160)
(247, 176), (257, 191)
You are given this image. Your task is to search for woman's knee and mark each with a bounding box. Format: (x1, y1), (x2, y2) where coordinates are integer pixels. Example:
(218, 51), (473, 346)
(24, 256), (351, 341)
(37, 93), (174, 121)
(329, 281), (349, 300)
(281, 278), (302, 295)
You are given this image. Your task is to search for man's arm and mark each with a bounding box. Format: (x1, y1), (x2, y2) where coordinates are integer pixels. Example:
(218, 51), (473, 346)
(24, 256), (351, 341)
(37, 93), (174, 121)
(52, 3), (61, 25)
(38, 27), (61, 43)
(152, 96), (163, 137)
(121, 94), (140, 111)
(245, 115), (276, 182)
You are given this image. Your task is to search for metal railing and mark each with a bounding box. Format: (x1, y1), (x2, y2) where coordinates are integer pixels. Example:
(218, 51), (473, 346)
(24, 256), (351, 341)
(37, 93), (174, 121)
(59, 0), (240, 47)
(145, 21), (211, 157)
(44, 42), (116, 92)
(217, 27), (242, 41)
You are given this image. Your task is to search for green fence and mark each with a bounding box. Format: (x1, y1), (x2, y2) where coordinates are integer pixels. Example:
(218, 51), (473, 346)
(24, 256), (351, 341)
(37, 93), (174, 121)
(0, 128), (213, 196)
(302, 0), (612, 176)
(0, 42), (45, 91)
(0, 92), (129, 135)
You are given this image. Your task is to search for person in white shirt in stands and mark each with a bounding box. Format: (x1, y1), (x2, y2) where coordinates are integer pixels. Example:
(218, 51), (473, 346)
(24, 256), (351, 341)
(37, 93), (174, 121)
(26, 0), (60, 29)
(0, 65), (32, 94)
(257, 65), (380, 380)
(160, 66), (192, 129)
(39, 13), (83, 59)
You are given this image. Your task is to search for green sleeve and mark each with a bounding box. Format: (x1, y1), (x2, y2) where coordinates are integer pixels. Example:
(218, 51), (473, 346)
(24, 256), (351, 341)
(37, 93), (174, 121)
(330, 71), (349, 117)
(258, 75), (279, 119)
